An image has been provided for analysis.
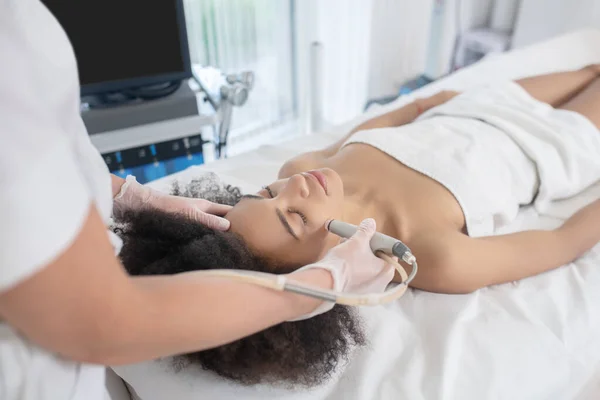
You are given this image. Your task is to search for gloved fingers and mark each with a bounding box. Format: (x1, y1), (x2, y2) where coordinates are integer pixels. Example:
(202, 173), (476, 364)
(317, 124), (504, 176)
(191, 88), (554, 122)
(381, 263), (396, 283)
(348, 218), (376, 242)
(356, 263), (395, 295)
(374, 254), (397, 282)
(211, 203), (233, 216)
(191, 199), (233, 216)
(189, 208), (231, 231)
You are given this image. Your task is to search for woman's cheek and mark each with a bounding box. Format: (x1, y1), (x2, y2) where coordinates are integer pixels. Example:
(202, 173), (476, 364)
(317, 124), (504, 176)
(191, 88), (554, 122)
(313, 232), (340, 259)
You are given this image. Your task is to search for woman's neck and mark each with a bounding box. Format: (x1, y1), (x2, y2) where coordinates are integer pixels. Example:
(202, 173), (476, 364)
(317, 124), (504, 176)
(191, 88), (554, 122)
(339, 180), (412, 241)
(337, 172), (399, 237)
(340, 184), (379, 225)
(321, 155), (385, 226)
(324, 149), (412, 239)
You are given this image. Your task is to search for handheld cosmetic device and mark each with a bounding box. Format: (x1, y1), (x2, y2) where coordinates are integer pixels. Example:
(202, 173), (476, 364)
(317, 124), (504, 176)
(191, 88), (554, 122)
(192, 220), (418, 306)
(326, 220), (416, 265)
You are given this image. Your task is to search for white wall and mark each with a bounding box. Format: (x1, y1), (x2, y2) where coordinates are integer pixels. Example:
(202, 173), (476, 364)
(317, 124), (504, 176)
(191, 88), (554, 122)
(294, 0), (523, 128)
(294, 0), (436, 130)
(490, 0), (521, 32)
(424, 0), (496, 78)
(294, 0), (375, 131)
(512, 0), (600, 49)
(367, 0), (435, 99)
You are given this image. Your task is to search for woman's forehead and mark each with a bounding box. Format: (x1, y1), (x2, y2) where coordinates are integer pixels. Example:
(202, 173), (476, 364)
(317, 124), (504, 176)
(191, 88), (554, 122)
(227, 198), (289, 241)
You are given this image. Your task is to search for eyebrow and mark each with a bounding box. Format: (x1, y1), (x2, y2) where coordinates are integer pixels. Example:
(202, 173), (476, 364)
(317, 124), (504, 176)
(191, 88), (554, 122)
(240, 195), (300, 240)
(241, 194), (264, 200)
(275, 209), (300, 240)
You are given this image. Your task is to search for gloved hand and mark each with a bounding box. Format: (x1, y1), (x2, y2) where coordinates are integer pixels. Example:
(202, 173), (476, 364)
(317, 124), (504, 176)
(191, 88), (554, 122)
(288, 218), (395, 321)
(113, 176), (232, 231)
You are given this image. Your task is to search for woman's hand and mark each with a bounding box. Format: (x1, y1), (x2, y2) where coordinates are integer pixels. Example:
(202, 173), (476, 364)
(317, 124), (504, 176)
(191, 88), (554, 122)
(113, 176), (232, 231)
(558, 198), (600, 258)
(584, 63), (600, 77)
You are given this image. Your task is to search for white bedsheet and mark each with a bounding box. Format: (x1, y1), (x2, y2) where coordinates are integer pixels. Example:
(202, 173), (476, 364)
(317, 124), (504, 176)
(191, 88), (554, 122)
(113, 29), (600, 400)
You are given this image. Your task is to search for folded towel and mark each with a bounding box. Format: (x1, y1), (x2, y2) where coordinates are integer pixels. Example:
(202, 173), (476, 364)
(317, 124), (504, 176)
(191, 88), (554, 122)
(345, 81), (600, 237)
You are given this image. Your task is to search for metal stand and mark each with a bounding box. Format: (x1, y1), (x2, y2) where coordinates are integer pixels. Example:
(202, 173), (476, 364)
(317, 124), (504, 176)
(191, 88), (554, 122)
(193, 69), (254, 159)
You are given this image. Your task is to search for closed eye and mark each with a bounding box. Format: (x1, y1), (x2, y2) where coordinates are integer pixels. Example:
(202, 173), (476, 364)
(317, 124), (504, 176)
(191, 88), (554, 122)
(244, 188), (300, 240)
(263, 186), (276, 198)
(289, 208), (308, 225)
(263, 186), (307, 225)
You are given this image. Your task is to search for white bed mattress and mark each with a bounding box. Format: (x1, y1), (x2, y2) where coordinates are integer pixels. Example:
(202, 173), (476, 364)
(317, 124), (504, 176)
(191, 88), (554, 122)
(113, 29), (600, 400)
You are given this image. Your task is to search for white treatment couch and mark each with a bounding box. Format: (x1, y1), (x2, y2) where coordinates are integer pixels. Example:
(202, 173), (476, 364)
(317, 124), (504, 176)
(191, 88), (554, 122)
(106, 28), (600, 400)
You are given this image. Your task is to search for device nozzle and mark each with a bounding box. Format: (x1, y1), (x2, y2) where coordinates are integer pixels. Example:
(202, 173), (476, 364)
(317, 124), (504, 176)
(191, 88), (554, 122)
(402, 253), (416, 265)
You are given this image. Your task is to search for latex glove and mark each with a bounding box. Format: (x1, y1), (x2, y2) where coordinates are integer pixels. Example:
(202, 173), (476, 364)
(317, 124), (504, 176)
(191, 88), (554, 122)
(288, 218), (395, 321)
(113, 176), (232, 231)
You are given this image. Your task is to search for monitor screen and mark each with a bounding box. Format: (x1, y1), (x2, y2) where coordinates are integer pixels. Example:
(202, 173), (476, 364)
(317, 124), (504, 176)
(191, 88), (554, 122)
(42, 0), (192, 95)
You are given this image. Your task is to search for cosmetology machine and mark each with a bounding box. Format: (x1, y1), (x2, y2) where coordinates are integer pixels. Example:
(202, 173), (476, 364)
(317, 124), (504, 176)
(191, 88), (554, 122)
(43, 0), (253, 184)
(80, 69), (254, 183)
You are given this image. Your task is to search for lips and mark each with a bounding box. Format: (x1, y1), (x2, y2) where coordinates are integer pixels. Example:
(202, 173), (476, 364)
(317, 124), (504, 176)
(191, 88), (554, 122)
(306, 170), (328, 195)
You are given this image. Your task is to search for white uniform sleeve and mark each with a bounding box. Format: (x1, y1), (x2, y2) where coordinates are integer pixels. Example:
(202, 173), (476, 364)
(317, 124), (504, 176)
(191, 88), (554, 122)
(0, 3), (93, 291)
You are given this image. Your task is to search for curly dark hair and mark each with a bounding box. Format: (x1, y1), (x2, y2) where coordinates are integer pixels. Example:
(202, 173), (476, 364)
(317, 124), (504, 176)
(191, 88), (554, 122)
(113, 175), (365, 387)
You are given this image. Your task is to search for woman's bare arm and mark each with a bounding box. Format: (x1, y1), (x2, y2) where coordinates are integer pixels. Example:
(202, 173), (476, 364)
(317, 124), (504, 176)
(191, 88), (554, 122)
(283, 64), (600, 179)
(516, 64), (600, 107)
(423, 199), (600, 294)
(320, 91), (459, 156)
(0, 206), (332, 365)
(278, 91), (459, 178)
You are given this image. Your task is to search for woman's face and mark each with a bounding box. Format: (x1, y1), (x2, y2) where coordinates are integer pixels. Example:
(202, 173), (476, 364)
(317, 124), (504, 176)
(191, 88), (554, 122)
(225, 168), (345, 267)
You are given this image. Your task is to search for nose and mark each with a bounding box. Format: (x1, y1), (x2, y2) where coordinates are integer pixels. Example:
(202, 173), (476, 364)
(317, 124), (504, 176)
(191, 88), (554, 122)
(284, 174), (309, 198)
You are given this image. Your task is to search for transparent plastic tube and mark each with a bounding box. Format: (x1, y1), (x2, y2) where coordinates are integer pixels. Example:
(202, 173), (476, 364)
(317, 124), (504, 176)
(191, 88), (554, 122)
(191, 252), (417, 306)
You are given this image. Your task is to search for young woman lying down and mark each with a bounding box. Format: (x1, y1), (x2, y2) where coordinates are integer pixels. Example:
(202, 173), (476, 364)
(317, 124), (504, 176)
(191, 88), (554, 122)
(114, 66), (600, 387)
